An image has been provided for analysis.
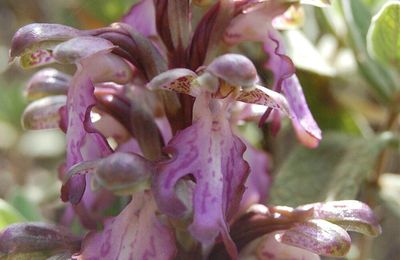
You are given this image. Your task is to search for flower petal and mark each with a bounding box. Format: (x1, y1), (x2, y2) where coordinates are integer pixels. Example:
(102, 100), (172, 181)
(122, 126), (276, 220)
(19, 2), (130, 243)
(121, 0), (158, 38)
(298, 200), (382, 237)
(240, 142), (270, 213)
(77, 191), (176, 260)
(147, 68), (198, 96)
(153, 93), (249, 258)
(282, 75), (322, 148)
(61, 71), (112, 204)
(237, 85), (291, 115)
(263, 34), (322, 147)
(278, 219), (351, 257)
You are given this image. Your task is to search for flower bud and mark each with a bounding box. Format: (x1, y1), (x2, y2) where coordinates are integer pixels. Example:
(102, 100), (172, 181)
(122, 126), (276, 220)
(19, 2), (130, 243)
(25, 68), (70, 101)
(22, 95), (66, 130)
(53, 36), (114, 64)
(10, 23), (79, 68)
(94, 152), (155, 195)
(0, 223), (81, 256)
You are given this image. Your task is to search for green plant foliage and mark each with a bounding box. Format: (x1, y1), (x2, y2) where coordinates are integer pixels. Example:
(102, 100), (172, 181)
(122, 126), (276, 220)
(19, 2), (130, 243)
(0, 199), (25, 230)
(269, 132), (390, 206)
(368, 2), (400, 70)
(340, 0), (398, 100)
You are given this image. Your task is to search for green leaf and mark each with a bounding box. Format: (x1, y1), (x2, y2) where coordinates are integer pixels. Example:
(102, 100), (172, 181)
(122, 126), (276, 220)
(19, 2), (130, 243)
(269, 133), (389, 206)
(368, 1), (400, 70)
(0, 199), (25, 230)
(8, 191), (43, 222)
(339, 0), (398, 100)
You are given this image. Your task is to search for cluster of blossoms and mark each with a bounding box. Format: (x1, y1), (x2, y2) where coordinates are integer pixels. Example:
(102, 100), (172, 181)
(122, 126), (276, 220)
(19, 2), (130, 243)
(1, 0), (381, 259)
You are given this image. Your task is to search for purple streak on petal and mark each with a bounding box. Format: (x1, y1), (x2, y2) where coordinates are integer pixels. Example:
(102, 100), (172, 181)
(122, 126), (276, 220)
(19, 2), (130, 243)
(61, 70), (112, 204)
(298, 200), (382, 237)
(239, 141), (270, 213)
(121, 0), (158, 38)
(78, 191), (176, 260)
(278, 219), (351, 257)
(153, 93), (249, 258)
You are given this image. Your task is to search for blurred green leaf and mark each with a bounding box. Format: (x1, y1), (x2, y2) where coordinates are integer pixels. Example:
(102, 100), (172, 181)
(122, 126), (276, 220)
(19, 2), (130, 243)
(269, 133), (389, 206)
(368, 2), (400, 70)
(339, 0), (398, 100)
(9, 191), (42, 222)
(0, 199), (25, 230)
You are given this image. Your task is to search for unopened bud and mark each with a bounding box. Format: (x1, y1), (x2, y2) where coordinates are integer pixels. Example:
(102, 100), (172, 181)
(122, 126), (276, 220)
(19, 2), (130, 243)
(25, 68), (70, 101)
(94, 152), (154, 195)
(0, 223), (81, 256)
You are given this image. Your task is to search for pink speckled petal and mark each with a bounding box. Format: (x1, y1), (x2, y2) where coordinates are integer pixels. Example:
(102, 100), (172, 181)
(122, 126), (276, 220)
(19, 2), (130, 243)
(147, 68), (199, 96)
(78, 191), (176, 260)
(237, 85), (291, 115)
(298, 200), (382, 237)
(278, 219), (351, 257)
(153, 93), (249, 258)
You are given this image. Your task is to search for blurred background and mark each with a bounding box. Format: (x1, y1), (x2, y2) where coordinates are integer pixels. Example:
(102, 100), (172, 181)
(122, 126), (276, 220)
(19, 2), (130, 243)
(0, 1), (399, 259)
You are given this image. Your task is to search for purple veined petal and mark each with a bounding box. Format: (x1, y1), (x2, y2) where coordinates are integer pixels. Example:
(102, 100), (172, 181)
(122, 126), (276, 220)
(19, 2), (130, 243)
(77, 191), (176, 260)
(237, 85), (291, 115)
(147, 68), (199, 96)
(21, 95), (66, 130)
(263, 33), (322, 147)
(121, 0), (158, 38)
(297, 200), (382, 237)
(282, 75), (322, 148)
(238, 231), (320, 260)
(153, 93), (249, 258)
(0, 222), (81, 256)
(239, 141), (271, 214)
(25, 68), (71, 101)
(277, 219), (351, 257)
(53, 36), (114, 64)
(10, 23), (79, 59)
